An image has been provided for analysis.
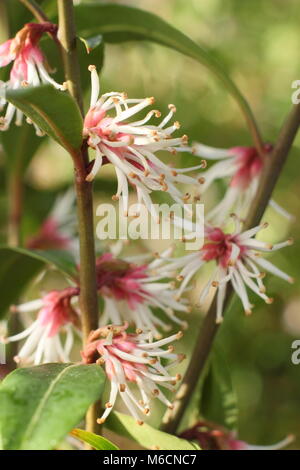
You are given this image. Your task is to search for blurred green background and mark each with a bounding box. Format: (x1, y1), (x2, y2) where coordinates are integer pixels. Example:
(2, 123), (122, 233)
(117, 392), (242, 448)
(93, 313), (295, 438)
(0, 0), (300, 449)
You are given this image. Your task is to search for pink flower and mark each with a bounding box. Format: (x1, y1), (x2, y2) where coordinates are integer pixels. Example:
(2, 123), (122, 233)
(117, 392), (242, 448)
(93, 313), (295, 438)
(26, 190), (77, 254)
(81, 323), (185, 424)
(1, 287), (80, 365)
(26, 218), (72, 250)
(83, 65), (205, 221)
(96, 250), (190, 337)
(164, 217), (293, 323)
(180, 421), (294, 450)
(191, 142), (291, 223)
(0, 22), (65, 133)
(0, 39), (14, 67)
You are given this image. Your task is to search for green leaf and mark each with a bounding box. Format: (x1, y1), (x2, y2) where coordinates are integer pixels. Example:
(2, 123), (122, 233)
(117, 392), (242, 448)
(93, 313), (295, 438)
(70, 428), (119, 450)
(1, 85), (83, 154)
(106, 412), (200, 450)
(77, 36), (105, 91)
(0, 363), (105, 450)
(200, 347), (238, 431)
(74, 3), (254, 125)
(0, 246), (78, 319)
(38, 35), (104, 94)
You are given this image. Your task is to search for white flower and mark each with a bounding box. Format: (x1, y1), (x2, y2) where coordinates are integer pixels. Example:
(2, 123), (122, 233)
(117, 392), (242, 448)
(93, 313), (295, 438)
(0, 22), (65, 133)
(191, 142), (292, 224)
(26, 189), (79, 258)
(1, 288), (80, 365)
(96, 248), (190, 338)
(81, 324), (185, 425)
(83, 65), (205, 221)
(163, 217), (293, 323)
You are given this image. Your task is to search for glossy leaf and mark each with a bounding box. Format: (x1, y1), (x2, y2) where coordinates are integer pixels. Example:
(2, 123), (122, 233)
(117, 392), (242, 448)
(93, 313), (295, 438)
(70, 428), (119, 450)
(106, 412), (200, 450)
(200, 347), (238, 431)
(74, 3), (254, 124)
(2, 85), (83, 154)
(0, 246), (77, 319)
(0, 363), (105, 450)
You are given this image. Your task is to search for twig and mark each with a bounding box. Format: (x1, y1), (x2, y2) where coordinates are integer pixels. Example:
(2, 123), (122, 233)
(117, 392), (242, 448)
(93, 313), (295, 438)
(161, 102), (300, 434)
(19, 0), (49, 22)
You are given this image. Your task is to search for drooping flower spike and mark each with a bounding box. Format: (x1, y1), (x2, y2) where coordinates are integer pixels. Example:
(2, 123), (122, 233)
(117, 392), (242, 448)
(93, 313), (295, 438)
(163, 216), (293, 323)
(1, 287), (80, 365)
(180, 421), (294, 451)
(96, 249), (190, 338)
(0, 22), (65, 133)
(190, 142), (292, 224)
(81, 324), (185, 425)
(83, 65), (206, 221)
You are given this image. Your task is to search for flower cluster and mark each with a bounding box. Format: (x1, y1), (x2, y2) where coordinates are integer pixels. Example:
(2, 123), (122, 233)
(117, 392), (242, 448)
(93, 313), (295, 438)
(96, 251), (190, 337)
(81, 323), (184, 424)
(0, 22), (64, 133)
(1, 20), (295, 438)
(190, 142), (292, 224)
(83, 66), (205, 221)
(26, 190), (78, 255)
(164, 217), (293, 323)
(0, 249), (188, 366)
(1, 287), (80, 365)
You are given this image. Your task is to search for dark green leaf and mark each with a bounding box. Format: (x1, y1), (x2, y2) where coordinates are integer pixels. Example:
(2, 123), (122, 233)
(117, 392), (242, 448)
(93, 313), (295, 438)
(0, 246), (78, 319)
(70, 428), (119, 450)
(2, 85), (83, 154)
(0, 363), (105, 450)
(74, 3), (253, 121)
(106, 412), (200, 450)
(200, 347), (238, 431)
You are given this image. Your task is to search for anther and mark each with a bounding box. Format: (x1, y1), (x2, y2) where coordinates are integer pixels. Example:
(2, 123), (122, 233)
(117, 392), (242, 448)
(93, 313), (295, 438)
(97, 418), (106, 424)
(176, 331), (183, 340)
(181, 134), (188, 144)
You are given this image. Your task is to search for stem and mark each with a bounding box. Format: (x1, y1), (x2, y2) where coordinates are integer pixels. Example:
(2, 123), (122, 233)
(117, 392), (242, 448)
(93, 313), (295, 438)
(161, 102), (300, 434)
(57, 0), (100, 436)
(57, 0), (83, 113)
(19, 0), (49, 22)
